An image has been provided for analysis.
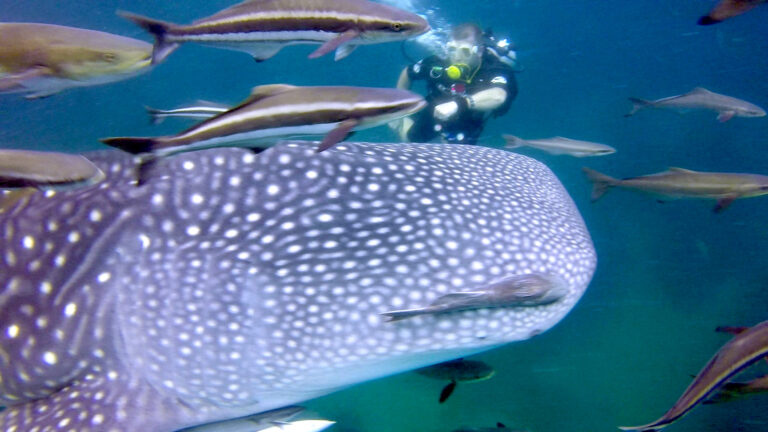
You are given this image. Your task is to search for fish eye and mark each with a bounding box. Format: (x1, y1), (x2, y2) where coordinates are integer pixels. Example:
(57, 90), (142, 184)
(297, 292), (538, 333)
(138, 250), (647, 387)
(392, 22), (403, 31)
(102, 52), (117, 62)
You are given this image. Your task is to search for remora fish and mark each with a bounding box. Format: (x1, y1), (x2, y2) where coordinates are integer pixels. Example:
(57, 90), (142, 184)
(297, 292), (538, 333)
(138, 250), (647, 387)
(582, 166), (768, 212)
(0, 142), (596, 431)
(181, 406), (304, 432)
(381, 273), (568, 322)
(503, 135), (616, 157)
(698, 0), (766, 25)
(625, 87), (766, 122)
(120, 0), (430, 63)
(146, 102), (229, 125)
(0, 149), (105, 189)
(101, 84), (426, 182)
(704, 326), (768, 404)
(620, 320), (768, 431)
(416, 359), (495, 403)
(0, 23), (151, 99)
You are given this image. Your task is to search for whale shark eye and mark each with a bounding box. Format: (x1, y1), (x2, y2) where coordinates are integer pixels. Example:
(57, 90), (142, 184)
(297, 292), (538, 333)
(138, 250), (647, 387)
(102, 52), (117, 63)
(391, 22), (403, 31)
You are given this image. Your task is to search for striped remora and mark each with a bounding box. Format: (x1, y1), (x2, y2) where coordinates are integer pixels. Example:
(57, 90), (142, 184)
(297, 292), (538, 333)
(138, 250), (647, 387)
(120, 0), (431, 63)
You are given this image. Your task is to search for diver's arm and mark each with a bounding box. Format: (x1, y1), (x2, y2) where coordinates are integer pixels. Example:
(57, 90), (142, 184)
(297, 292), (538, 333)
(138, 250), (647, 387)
(465, 87), (507, 112)
(433, 88), (508, 120)
(396, 67), (412, 90)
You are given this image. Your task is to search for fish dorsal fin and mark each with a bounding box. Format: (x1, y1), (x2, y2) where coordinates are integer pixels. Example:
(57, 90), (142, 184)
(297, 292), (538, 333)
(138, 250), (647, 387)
(689, 87), (713, 95)
(667, 167), (697, 174)
(230, 84), (297, 110)
(248, 84), (297, 101)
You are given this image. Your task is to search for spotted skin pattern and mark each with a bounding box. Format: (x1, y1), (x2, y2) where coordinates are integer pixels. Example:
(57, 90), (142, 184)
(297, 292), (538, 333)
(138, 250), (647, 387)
(0, 142), (596, 431)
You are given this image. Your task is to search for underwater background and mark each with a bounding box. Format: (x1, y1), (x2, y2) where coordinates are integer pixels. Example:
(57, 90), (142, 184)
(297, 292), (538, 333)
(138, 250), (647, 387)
(2, 0), (768, 431)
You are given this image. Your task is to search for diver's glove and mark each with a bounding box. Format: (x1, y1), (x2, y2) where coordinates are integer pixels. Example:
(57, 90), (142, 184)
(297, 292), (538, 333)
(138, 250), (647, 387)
(434, 101), (459, 121)
(434, 97), (473, 121)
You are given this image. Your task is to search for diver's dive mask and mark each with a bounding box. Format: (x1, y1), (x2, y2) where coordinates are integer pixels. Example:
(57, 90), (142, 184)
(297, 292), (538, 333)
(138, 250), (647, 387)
(446, 40), (479, 64)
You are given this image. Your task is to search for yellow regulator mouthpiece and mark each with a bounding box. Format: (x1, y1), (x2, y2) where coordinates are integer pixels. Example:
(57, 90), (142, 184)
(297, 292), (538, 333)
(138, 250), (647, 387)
(445, 65), (462, 80)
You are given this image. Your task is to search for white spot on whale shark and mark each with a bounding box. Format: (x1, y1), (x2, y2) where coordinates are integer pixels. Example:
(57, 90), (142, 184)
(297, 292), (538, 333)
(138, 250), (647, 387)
(0, 141), (596, 431)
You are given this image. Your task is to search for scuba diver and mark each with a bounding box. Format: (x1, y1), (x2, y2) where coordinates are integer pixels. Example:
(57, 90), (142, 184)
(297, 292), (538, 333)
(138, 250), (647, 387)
(392, 23), (518, 145)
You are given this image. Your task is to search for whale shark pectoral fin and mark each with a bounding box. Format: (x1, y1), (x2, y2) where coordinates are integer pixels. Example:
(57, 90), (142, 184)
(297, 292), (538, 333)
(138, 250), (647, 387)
(0, 369), (184, 431)
(309, 29), (361, 59)
(717, 110), (736, 122)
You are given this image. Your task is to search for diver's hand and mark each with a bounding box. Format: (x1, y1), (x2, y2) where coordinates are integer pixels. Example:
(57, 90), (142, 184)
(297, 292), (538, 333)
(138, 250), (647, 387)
(433, 101), (459, 121)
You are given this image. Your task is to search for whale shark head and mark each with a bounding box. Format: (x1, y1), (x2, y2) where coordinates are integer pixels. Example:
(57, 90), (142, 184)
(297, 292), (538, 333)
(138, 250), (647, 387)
(0, 141), (596, 431)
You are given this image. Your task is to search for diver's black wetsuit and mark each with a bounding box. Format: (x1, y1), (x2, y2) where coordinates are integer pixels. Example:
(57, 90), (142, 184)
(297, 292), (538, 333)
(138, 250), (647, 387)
(406, 52), (517, 145)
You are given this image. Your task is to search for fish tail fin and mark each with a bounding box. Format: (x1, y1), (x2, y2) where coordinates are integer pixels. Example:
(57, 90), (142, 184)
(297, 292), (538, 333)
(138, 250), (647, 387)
(135, 154), (159, 186)
(118, 11), (179, 64)
(100, 137), (158, 155)
(501, 134), (525, 149)
(697, 14), (721, 25)
(144, 106), (166, 125)
(625, 97), (652, 117)
(582, 167), (617, 202)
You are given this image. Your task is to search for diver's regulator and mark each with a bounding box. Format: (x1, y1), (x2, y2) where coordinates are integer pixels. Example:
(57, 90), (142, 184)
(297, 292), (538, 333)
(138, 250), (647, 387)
(429, 31), (518, 82)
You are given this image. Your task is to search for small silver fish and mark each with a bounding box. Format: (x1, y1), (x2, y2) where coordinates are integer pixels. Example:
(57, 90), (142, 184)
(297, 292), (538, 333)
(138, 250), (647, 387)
(503, 135), (616, 157)
(381, 273), (568, 322)
(625, 87), (766, 122)
(0, 149), (105, 189)
(0, 23), (151, 99)
(121, 0), (430, 63)
(583, 166), (768, 212)
(698, 0), (766, 25)
(146, 102), (229, 125)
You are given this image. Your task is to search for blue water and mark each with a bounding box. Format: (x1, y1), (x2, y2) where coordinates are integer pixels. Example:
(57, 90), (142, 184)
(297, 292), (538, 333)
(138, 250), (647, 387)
(2, 1), (768, 431)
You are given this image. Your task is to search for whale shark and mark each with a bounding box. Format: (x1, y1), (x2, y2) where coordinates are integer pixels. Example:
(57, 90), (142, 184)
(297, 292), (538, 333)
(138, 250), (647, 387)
(0, 141), (596, 431)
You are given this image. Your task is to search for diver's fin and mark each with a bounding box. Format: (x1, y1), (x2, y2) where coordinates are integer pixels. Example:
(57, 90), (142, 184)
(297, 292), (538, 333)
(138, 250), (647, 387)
(439, 380), (458, 403)
(309, 29), (360, 59)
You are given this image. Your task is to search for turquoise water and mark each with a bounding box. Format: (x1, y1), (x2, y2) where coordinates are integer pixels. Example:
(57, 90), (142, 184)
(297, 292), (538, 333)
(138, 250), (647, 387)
(2, 0), (768, 431)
